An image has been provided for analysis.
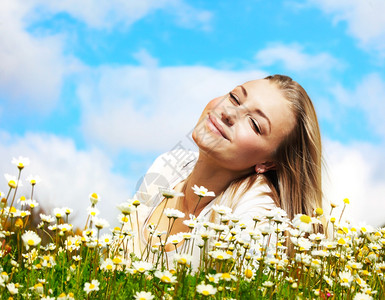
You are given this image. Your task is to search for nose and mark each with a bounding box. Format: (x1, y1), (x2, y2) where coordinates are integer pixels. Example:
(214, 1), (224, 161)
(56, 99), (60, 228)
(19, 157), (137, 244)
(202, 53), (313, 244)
(221, 109), (235, 126)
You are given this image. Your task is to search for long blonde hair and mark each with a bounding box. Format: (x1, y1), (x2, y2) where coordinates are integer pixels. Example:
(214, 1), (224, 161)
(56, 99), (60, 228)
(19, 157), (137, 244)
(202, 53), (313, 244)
(211, 74), (323, 221)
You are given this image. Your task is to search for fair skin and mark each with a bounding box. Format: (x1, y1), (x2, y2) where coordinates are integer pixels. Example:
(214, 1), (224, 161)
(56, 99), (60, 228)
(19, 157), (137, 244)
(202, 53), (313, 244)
(147, 79), (296, 250)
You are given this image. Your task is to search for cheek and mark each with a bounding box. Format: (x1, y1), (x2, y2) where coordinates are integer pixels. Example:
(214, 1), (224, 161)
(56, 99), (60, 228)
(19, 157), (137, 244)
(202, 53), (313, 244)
(192, 97), (224, 143)
(235, 129), (272, 161)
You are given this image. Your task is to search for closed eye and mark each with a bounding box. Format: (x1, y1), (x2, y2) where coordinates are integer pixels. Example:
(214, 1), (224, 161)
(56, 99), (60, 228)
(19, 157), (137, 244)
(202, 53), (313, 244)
(229, 92), (240, 105)
(249, 117), (261, 134)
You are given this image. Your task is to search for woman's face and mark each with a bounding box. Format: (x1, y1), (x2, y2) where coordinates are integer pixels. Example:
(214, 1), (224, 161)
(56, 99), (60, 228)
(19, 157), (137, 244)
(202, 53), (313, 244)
(192, 79), (296, 173)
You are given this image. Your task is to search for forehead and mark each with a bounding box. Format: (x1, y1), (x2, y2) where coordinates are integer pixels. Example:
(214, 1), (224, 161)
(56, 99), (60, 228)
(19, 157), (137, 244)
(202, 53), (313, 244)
(241, 79), (296, 136)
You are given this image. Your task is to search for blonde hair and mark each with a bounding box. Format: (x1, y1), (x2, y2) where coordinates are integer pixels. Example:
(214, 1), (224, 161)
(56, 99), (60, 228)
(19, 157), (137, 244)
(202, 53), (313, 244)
(211, 75), (323, 222)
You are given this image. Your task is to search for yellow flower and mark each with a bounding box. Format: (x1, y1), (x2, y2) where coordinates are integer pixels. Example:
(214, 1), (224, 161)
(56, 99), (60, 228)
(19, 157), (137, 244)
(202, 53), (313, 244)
(343, 198), (350, 204)
(89, 193), (100, 205)
(315, 208), (323, 216)
(244, 268), (254, 279)
(300, 215), (311, 223)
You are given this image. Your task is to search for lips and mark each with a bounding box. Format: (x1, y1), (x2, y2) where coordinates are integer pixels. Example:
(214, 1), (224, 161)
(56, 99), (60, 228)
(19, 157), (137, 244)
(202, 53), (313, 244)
(207, 113), (230, 140)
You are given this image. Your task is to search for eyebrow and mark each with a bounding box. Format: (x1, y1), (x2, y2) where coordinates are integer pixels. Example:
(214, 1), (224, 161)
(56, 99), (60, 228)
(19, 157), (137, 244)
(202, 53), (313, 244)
(239, 85), (248, 98)
(239, 85), (271, 134)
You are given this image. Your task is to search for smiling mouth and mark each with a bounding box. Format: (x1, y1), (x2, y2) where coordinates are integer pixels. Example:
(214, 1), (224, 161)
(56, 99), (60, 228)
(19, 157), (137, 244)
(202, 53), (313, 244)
(207, 113), (230, 140)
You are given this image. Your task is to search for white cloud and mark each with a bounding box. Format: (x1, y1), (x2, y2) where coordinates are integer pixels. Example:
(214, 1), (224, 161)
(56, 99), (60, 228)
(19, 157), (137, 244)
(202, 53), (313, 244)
(309, 0), (385, 56)
(323, 139), (385, 226)
(78, 64), (266, 152)
(0, 0), (78, 110)
(0, 131), (132, 227)
(255, 43), (342, 74)
(28, 0), (211, 30)
(0, 0), (210, 110)
(331, 73), (385, 139)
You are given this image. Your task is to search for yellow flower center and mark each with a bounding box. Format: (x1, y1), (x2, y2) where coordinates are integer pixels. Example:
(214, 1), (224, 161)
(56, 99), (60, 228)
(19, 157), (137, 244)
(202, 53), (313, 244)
(343, 198), (350, 204)
(28, 239), (35, 246)
(106, 265), (113, 270)
(338, 238), (346, 245)
(15, 219), (23, 227)
(161, 275), (171, 283)
(342, 278), (349, 283)
(178, 258), (187, 265)
(300, 215), (311, 224)
(245, 269), (253, 279)
(138, 268), (145, 272)
(8, 180), (16, 188)
(112, 257), (122, 264)
(315, 208), (323, 216)
(91, 193), (98, 199)
(10, 206), (17, 213)
(89, 283), (95, 289)
(31, 179), (36, 184)
(222, 273), (231, 279)
(202, 290), (210, 296)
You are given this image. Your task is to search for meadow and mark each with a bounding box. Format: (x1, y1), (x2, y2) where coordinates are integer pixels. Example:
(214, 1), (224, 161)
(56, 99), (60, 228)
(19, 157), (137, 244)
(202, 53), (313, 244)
(0, 157), (383, 299)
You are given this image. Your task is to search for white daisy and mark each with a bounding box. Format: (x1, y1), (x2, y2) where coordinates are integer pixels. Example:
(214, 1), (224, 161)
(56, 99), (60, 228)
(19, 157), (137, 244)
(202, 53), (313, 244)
(83, 279), (100, 294)
(134, 291), (155, 300)
(212, 204), (232, 215)
(154, 270), (177, 284)
(339, 270), (353, 287)
(11, 156), (30, 169)
(25, 199), (39, 209)
(7, 282), (19, 295)
(192, 185), (215, 197)
(26, 174), (41, 185)
(53, 208), (66, 219)
(292, 214), (320, 233)
(117, 202), (136, 215)
(159, 187), (184, 199)
(93, 217), (110, 229)
(100, 258), (115, 271)
(196, 283), (217, 296)
(89, 193), (100, 205)
(87, 206), (100, 218)
(166, 233), (183, 245)
(4, 174), (21, 189)
(164, 208), (185, 219)
(132, 261), (153, 273)
(21, 230), (41, 247)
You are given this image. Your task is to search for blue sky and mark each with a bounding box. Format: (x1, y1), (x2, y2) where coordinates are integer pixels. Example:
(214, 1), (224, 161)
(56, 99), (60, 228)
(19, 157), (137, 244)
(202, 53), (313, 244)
(1, 0), (385, 226)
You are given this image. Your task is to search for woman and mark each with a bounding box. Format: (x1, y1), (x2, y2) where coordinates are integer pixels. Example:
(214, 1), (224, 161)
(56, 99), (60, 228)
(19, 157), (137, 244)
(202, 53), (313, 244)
(133, 74), (322, 256)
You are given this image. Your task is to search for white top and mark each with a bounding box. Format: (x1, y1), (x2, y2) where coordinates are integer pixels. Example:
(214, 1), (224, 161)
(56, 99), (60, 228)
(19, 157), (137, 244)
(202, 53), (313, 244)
(132, 150), (278, 267)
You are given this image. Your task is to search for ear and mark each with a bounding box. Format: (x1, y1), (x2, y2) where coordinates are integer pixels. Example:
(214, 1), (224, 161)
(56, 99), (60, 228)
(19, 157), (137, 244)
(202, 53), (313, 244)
(255, 161), (276, 174)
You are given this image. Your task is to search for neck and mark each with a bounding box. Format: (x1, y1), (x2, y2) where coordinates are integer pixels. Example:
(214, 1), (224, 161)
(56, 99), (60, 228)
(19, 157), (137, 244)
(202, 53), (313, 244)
(180, 151), (251, 215)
